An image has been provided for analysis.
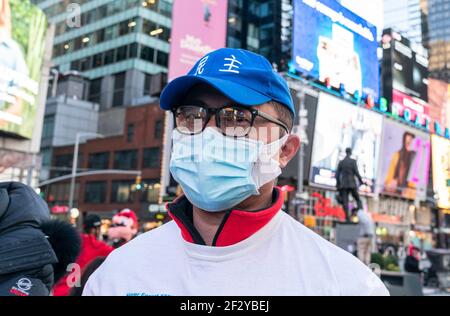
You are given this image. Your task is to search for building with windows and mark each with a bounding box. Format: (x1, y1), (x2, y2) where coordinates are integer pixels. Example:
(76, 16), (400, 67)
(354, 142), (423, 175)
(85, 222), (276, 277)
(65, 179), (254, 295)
(33, 0), (172, 110)
(40, 72), (100, 181)
(227, 0), (291, 70)
(383, 0), (450, 81)
(384, 0), (426, 48)
(42, 101), (164, 221)
(423, 0), (450, 81)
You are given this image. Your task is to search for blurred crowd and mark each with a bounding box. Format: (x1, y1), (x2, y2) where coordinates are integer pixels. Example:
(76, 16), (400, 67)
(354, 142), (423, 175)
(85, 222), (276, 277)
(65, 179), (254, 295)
(0, 182), (144, 296)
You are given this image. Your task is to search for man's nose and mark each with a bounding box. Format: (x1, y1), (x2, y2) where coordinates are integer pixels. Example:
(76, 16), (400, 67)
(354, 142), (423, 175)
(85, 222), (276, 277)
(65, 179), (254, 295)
(204, 114), (218, 128)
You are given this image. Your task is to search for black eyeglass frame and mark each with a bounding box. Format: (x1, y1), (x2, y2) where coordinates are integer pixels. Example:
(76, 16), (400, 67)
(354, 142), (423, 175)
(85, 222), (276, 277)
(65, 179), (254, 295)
(171, 105), (289, 137)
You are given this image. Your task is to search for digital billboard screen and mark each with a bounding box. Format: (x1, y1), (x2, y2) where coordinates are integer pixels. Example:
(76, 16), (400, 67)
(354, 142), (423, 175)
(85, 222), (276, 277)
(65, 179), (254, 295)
(309, 93), (383, 194)
(292, 0), (379, 100)
(168, 0), (228, 81)
(377, 119), (431, 201)
(0, 0), (47, 139)
(382, 30), (429, 103)
(431, 135), (450, 209)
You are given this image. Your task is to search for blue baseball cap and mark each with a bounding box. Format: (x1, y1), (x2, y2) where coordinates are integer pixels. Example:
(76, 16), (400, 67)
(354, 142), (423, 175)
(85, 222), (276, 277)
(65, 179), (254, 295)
(160, 48), (295, 116)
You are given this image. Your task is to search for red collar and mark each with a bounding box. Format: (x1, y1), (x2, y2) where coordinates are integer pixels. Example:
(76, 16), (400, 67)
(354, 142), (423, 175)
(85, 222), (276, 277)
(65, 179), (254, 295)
(167, 187), (284, 247)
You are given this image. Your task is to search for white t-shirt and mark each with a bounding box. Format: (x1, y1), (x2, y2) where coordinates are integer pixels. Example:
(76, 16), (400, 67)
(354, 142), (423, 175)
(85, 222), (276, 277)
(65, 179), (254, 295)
(83, 211), (389, 296)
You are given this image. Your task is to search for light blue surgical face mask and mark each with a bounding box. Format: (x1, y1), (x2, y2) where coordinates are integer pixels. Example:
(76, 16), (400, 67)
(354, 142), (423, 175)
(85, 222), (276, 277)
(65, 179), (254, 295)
(169, 128), (288, 212)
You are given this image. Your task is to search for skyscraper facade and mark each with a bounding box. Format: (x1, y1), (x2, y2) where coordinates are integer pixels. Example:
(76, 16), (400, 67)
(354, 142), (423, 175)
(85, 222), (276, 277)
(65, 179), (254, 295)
(33, 0), (172, 110)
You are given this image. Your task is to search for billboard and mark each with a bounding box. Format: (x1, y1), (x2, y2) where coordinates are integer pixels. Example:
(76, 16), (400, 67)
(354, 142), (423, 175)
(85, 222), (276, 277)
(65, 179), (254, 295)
(431, 135), (450, 209)
(383, 30), (429, 103)
(381, 30), (430, 127)
(0, 0), (47, 139)
(309, 93), (383, 194)
(292, 0), (379, 100)
(168, 0), (228, 81)
(428, 78), (450, 134)
(377, 119), (431, 201)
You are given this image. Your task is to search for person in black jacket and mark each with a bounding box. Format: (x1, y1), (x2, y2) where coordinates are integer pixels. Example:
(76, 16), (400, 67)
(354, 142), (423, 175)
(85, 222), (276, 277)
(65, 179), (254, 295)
(335, 148), (364, 221)
(0, 182), (80, 296)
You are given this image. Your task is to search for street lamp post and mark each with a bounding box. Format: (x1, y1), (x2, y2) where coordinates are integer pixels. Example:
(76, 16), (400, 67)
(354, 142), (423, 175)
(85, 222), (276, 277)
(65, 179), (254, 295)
(68, 132), (104, 221)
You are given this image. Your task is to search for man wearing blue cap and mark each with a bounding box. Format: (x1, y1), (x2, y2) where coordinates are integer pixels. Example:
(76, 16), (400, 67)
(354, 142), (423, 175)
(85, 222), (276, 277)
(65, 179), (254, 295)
(83, 48), (388, 296)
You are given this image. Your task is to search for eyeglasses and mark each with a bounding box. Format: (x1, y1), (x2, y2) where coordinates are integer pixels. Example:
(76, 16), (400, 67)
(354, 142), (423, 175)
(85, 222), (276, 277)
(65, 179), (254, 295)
(171, 105), (289, 137)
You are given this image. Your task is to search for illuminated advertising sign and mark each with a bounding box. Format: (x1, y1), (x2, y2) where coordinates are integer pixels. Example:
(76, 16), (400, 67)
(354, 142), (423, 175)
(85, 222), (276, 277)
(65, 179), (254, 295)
(292, 0), (379, 100)
(0, 0), (47, 138)
(377, 119), (431, 201)
(391, 89), (430, 126)
(382, 30), (429, 103)
(431, 135), (450, 209)
(309, 93), (383, 194)
(427, 78), (450, 136)
(168, 0), (228, 81)
(379, 29), (445, 135)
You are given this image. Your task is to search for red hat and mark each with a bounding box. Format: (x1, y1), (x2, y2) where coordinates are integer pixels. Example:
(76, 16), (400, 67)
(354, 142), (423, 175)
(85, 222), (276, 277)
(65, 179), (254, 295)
(117, 208), (138, 229)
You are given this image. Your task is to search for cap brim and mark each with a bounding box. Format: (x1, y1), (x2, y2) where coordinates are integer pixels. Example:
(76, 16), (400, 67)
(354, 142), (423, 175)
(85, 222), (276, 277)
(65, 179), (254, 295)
(160, 75), (271, 110)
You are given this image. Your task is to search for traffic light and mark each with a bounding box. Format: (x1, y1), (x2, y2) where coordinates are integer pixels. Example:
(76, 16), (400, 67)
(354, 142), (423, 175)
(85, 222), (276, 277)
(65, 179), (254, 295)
(134, 175), (144, 191)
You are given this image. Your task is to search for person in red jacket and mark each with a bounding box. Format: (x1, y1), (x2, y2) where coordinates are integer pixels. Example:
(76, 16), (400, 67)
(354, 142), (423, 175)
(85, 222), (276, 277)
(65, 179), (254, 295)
(52, 214), (113, 296)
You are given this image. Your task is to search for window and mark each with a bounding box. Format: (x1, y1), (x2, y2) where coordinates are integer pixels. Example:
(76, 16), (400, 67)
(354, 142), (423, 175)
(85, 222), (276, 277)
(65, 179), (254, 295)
(107, 1), (125, 15)
(85, 9), (97, 24)
(111, 180), (134, 203)
(116, 46), (128, 62)
(143, 147), (160, 169)
(71, 60), (80, 71)
(144, 73), (151, 95)
(158, 0), (172, 17)
(74, 37), (82, 50)
(104, 49), (115, 65)
(129, 43), (138, 58)
(154, 120), (163, 138)
(97, 4), (107, 17)
(127, 123), (135, 142)
(141, 179), (160, 203)
(156, 51), (168, 67)
(42, 115), (55, 139)
(119, 19), (136, 36)
(55, 154), (72, 169)
(92, 53), (103, 68)
(141, 46), (155, 62)
(113, 72), (126, 107)
(104, 24), (117, 41)
(89, 78), (102, 104)
(96, 28), (105, 43)
(80, 57), (91, 71)
(88, 152), (110, 170)
(42, 149), (52, 168)
(114, 150), (137, 170)
(142, 20), (157, 35)
(85, 181), (107, 203)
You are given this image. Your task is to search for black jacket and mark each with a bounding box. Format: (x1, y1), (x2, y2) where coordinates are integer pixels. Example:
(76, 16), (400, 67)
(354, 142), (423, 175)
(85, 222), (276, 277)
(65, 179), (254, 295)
(336, 156), (363, 189)
(0, 182), (58, 296)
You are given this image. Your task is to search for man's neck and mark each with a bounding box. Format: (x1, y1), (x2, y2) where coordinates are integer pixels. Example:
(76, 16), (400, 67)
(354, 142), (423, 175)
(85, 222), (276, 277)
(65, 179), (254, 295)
(192, 185), (274, 246)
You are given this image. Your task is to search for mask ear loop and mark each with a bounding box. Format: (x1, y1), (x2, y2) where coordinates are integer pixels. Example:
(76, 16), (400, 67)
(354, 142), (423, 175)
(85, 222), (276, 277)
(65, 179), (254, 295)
(251, 135), (290, 190)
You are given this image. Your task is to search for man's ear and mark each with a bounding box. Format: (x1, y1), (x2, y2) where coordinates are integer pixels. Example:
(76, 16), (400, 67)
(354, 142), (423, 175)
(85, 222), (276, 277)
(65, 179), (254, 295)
(279, 134), (301, 168)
